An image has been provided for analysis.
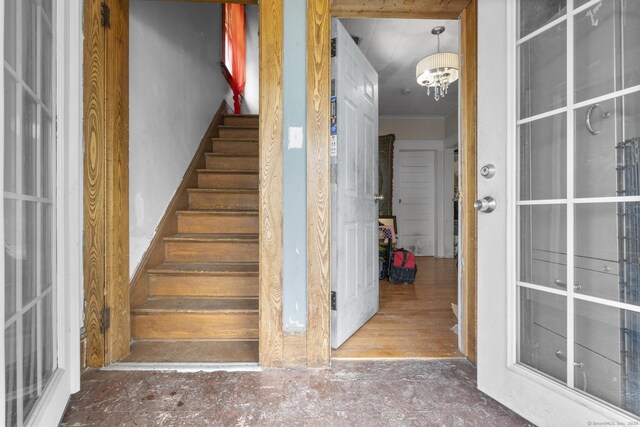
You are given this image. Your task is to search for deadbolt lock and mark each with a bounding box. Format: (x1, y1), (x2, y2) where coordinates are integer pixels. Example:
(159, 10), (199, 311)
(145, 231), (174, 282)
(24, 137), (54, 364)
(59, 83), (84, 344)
(480, 164), (496, 179)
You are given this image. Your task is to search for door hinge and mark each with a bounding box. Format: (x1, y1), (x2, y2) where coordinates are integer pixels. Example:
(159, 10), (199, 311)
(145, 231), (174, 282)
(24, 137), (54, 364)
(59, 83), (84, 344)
(100, 307), (111, 333)
(331, 38), (336, 58)
(101, 2), (111, 28)
(331, 291), (337, 310)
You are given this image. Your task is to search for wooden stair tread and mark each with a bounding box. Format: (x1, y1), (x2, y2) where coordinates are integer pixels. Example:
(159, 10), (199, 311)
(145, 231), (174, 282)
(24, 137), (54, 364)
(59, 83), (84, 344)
(197, 169), (258, 174)
(187, 188), (258, 194)
(176, 210), (258, 216)
(212, 137), (258, 142)
(224, 114), (258, 118)
(206, 153), (258, 158)
(148, 262), (258, 275)
(164, 233), (258, 242)
(219, 125), (259, 129)
(122, 340), (258, 363)
(133, 297), (258, 313)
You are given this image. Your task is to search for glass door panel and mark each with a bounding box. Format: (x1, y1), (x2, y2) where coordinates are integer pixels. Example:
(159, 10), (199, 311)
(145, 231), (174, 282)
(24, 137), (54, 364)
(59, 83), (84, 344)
(519, 288), (568, 383)
(519, 205), (567, 290)
(517, 0), (640, 418)
(574, 91), (640, 198)
(575, 300), (640, 416)
(518, 114), (567, 201)
(574, 0), (640, 103)
(519, 0), (566, 38)
(4, 0), (58, 425)
(518, 22), (567, 119)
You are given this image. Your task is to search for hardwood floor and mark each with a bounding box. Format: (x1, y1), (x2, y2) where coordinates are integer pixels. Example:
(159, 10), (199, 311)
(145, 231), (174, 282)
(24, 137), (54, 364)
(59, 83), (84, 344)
(332, 257), (463, 359)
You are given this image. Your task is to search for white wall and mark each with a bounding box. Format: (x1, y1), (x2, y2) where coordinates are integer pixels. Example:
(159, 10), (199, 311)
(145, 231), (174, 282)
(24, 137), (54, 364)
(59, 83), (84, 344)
(444, 109), (458, 148)
(243, 4), (259, 114)
(382, 116), (456, 258)
(380, 116), (445, 140)
(443, 109), (458, 258)
(392, 140), (451, 258)
(129, 0), (230, 276)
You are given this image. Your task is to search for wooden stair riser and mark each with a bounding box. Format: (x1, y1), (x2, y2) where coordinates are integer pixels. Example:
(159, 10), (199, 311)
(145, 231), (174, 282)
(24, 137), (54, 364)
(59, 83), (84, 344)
(131, 312), (258, 340)
(197, 172), (258, 190)
(149, 275), (258, 298)
(177, 213), (258, 234)
(188, 191), (258, 210)
(165, 240), (259, 263)
(218, 127), (259, 139)
(212, 140), (258, 156)
(206, 155), (259, 171)
(223, 116), (259, 127)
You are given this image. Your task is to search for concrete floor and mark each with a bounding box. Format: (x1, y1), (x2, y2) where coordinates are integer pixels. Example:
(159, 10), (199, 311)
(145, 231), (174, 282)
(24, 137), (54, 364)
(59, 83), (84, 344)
(60, 360), (533, 426)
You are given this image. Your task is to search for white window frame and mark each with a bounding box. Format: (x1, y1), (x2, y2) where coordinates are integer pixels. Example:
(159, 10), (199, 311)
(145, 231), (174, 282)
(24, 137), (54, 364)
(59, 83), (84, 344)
(1, 0), (82, 425)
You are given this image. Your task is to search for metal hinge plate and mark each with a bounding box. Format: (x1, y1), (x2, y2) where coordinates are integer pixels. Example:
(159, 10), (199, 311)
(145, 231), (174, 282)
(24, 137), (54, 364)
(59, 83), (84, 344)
(331, 291), (337, 310)
(101, 2), (111, 28)
(331, 38), (336, 58)
(101, 307), (111, 333)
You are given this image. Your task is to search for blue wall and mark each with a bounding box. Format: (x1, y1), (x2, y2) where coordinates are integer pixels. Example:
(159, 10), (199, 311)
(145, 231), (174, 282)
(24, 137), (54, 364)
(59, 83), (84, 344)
(281, 0), (308, 331)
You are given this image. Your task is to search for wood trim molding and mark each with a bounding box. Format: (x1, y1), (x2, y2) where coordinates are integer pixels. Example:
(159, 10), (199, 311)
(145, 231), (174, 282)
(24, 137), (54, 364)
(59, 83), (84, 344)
(259, 0), (285, 368)
(283, 332), (308, 368)
(460, 0), (478, 365)
(83, 0), (107, 368)
(330, 0), (471, 19)
(306, 0), (331, 368)
(129, 101), (231, 307)
(300, 0), (478, 367)
(104, 0), (130, 364)
(83, 0), (130, 367)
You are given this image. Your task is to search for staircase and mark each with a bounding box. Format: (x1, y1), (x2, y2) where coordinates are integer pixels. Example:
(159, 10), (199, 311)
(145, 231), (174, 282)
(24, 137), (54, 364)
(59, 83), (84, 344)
(125, 114), (260, 363)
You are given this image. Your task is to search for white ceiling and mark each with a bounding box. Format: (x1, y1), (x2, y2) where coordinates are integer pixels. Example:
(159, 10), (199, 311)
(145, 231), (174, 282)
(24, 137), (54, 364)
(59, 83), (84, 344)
(340, 18), (460, 117)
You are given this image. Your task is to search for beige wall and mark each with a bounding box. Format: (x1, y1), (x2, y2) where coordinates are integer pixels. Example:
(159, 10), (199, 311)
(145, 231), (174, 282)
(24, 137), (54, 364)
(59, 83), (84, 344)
(444, 110), (458, 138)
(379, 116), (445, 140)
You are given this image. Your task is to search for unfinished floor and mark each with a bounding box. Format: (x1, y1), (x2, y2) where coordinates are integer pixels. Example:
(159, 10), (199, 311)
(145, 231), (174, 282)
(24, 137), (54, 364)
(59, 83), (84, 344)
(333, 257), (461, 358)
(60, 360), (532, 426)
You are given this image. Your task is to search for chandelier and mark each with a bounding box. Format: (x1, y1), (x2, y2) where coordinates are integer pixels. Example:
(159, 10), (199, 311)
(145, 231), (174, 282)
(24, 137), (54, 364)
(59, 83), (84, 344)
(416, 26), (459, 101)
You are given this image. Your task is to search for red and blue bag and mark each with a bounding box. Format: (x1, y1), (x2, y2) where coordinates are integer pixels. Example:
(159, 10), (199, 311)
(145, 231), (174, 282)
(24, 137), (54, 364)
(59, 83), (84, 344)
(388, 249), (417, 284)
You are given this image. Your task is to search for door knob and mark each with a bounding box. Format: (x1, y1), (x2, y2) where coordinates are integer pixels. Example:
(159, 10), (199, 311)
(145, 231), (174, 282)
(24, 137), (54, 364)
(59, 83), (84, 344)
(474, 197), (496, 213)
(374, 194), (384, 202)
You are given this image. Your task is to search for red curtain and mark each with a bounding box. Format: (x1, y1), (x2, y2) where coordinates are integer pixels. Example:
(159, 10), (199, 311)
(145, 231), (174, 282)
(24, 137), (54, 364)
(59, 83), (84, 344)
(223, 4), (246, 114)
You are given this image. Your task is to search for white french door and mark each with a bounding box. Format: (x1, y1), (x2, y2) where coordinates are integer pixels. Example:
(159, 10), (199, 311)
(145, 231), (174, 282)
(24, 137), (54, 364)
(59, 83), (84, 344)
(477, 0), (640, 424)
(2, 0), (82, 425)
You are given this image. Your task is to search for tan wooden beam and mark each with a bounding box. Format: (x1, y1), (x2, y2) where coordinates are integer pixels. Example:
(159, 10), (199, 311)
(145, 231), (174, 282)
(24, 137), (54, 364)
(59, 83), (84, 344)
(146, 0), (258, 4)
(83, 0), (131, 367)
(104, 0), (131, 365)
(83, 0), (107, 368)
(460, 0), (477, 366)
(331, 0), (471, 19)
(259, 0), (285, 368)
(306, 0), (332, 368)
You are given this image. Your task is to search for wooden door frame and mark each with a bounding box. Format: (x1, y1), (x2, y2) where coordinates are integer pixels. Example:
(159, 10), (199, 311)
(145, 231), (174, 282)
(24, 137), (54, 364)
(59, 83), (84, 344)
(82, 0), (476, 368)
(299, 0), (478, 366)
(83, 0), (130, 368)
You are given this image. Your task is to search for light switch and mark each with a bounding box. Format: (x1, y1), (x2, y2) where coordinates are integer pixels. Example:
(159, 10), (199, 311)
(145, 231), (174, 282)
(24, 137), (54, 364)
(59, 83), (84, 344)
(288, 126), (304, 149)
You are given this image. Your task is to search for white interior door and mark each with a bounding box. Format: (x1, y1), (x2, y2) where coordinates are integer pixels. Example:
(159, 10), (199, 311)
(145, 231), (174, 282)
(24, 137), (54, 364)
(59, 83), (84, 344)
(330, 18), (379, 349)
(393, 145), (436, 256)
(2, 1), (81, 425)
(477, 0), (640, 424)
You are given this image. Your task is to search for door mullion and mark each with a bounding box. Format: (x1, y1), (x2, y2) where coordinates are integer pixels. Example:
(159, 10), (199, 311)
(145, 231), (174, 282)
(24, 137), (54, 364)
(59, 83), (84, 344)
(35, 2), (44, 399)
(14, 1), (25, 423)
(566, 0), (576, 391)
